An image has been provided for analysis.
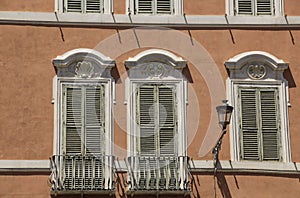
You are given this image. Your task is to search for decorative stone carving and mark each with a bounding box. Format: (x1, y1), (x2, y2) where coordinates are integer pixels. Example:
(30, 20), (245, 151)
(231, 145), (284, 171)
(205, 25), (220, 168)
(247, 64), (266, 79)
(75, 62), (94, 78)
(142, 63), (170, 79)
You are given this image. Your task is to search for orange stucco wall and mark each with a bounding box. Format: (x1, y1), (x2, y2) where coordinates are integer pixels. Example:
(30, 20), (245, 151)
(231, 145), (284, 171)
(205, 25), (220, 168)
(2, 26), (300, 161)
(1, 0), (300, 198)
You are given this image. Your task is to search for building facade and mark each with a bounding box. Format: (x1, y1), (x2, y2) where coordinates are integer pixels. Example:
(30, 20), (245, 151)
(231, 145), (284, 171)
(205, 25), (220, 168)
(1, 0), (300, 197)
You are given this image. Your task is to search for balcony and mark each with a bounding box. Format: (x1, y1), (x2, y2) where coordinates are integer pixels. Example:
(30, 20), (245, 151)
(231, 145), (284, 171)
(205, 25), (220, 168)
(126, 156), (191, 194)
(49, 155), (114, 194)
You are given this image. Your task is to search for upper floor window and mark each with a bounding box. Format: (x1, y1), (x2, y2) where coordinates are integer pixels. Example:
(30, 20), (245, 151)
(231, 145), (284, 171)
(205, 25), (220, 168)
(227, 0), (283, 16)
(225, 51), (291, 162)
(125, 49), (189, 191)
(127, 0), (183, 15)
(50, 49), (115, 192)
(56, 0), (112, 14)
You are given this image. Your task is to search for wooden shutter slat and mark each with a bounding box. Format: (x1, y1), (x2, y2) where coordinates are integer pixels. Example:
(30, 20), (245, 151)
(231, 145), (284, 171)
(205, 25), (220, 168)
(237, 0), (253, 15)
(257, 0), (272, 15)
(86, 0), (103, 13)
(137, 0), (153, 14)
(157, 0), (172, 14)
(67, 0), (82, 12)
(158, 86), (175, 156)
(260, 90), (279, 160)
(85, 86), (105, 155)
(66, 87), (82, 154)
(240, 89), (260, 160)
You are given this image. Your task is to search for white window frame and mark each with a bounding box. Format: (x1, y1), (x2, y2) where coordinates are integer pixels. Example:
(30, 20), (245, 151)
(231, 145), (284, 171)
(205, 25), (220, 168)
(52, 48), (115, 189)
(126, 0), (183, 15)
(55, 0), (112, 14)
(225, 51), (291, 163)
(124, 49), (187, 190)
(226, 0), (284, 16)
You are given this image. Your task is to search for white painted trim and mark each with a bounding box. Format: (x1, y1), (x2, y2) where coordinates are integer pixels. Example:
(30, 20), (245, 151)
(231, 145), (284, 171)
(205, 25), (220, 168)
(225, 51), (291, 162)
(227, 0), (284, 16)
(190, 160), (300, 173)
(126, 0), (183, 15)
(0, 160), (50, 169)
(2, 12), (300, 28)
(56, 0), (112, 14)
(0, 160), (300, 175)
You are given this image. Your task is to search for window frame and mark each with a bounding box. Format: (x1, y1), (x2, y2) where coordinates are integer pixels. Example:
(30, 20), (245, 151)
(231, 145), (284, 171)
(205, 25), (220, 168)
(127, 79), (185, 157)
(225, 51), (291, 163)
(127, 0), (183, 15)
(55, 0), (112, 14)
(124, 49), (188, 190)
(226, 0), (284, 16)
(52, 49), (115, 190)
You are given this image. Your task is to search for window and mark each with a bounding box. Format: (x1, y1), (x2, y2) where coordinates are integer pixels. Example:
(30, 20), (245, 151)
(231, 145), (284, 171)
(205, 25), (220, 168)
(226, 0), (283, 16)
(50, 49), (115, 192)
(239, 88), (280, 160)
(225, 51), (291, 163)
(65, 0), (104, 13)
(125, 49), (189, 191)
(127, 0), (183, 15)
(55, 0), (112, 14)
(137, 84), (177, 157)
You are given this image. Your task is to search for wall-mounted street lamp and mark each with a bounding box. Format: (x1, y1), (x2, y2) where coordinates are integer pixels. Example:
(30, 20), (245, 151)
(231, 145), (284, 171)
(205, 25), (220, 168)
(213, 100), (233, 198)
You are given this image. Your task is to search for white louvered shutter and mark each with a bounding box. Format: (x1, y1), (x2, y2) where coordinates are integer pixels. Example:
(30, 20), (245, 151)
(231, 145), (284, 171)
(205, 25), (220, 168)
(86, 0), (103, 13)
(240, 89), (259, 160)
(63, 84), (105, 189)
(66, 0), (82, 12)
(236, 0), (253, 15)
(136, 0), (153, 14)
(240, 88), (280, 161)
(84, 85), (105, 189)
(157, 0), (172, 14)
(65, 87), (83, 154)
(260, 90), (279, 160)
(138, 86), (156, 155)
(158, 86), (176, 156)
(257, 0), (273, 15)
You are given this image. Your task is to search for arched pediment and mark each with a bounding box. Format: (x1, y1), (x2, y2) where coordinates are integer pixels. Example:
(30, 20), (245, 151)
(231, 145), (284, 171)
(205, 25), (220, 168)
(225, 51), (289, 80)
(52, 48), (115, 78)
(124, 49), (187, 79)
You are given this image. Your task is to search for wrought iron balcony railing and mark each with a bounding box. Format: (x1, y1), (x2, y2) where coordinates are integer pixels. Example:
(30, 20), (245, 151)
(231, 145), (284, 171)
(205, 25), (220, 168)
(126, 156), (191, 191)
(49, 155), (114, 192)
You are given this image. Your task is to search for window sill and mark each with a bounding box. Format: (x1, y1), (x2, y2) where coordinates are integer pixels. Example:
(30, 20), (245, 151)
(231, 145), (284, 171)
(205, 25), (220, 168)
(190, 160), (300, 175)
(0, 11), (299, 29)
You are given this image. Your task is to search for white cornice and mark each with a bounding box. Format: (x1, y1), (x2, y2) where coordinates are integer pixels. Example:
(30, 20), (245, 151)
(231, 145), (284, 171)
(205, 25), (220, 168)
(1, 11), (300, 29)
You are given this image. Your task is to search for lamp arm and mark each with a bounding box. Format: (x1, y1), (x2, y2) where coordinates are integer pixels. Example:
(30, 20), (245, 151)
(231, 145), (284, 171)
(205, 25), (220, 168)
(212, 128), (227, 173)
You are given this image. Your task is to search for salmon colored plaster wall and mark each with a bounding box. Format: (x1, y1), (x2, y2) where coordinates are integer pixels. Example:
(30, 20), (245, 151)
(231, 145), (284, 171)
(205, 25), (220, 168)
(284, 0), (300, 16)
(0, 0), (54, 12)
(184, 0), (225, 15)
(1, 26), (300, 162)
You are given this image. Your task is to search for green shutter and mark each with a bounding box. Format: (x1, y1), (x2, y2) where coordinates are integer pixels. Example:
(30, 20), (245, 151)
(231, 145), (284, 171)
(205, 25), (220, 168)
(158, 86), (176, 156)
(85, 85), (105, 155)
(157, 0), (172, 14)
(66, 0), (82, 12)
(86, 0), (103, 13)
(138, 86), (156, 155)
(63, 84), (105, 189)
(236, 0), (253, 15)
(240, 88), (280, 161)
(240, 89), (259, 160)
(257, 0), (273, 15)
(65, 87), (83, 154)
(260, 90), (279, 160)
(137, 84), (176, 156)
(136, 0), (153, 14)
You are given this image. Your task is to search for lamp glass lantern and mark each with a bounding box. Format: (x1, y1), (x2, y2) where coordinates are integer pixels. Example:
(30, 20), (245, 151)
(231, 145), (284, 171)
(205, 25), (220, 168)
(216, 100), (233, 129)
